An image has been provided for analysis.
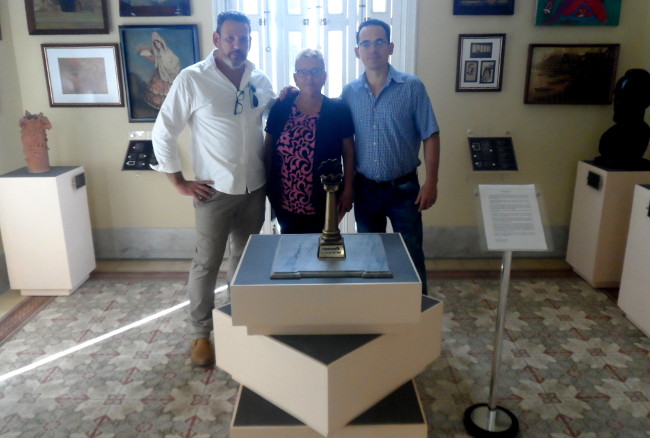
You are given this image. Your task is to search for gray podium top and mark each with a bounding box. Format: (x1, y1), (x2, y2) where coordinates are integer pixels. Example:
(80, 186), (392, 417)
(233, 233), (420, 286)
(0, 166), (79, 178)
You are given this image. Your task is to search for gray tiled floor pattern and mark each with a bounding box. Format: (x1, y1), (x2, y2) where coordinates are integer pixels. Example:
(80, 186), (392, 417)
(1, 277), (649, 437)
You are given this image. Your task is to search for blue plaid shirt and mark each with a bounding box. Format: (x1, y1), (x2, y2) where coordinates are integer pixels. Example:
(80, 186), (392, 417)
(341, 65), (439, 182)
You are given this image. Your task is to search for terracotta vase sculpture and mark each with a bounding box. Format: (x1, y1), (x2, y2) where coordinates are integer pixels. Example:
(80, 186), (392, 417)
(19, 111), (52, 173)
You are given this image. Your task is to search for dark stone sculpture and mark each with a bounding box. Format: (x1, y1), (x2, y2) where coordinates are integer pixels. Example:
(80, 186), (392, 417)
(595, 68), (650, 170)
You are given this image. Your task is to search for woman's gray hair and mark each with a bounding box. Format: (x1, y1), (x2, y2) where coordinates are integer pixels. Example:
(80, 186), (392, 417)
(295, 49), (325, 70)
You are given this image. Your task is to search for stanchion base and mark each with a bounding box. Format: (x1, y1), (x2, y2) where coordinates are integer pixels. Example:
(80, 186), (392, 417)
(463, 403), (519, 437)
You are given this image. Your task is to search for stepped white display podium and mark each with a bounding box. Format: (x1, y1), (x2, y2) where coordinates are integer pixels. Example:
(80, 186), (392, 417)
(617, 184), (650, 337)
(215, 233), (443, 437)
(566, 161), (650, 287)
(0, 166), (95, 296)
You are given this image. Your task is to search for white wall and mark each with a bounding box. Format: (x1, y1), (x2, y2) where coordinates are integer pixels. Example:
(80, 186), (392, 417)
(0, 2), (25, 176)
(418, 1), (650, 229)
(0, 0), (649, 260)
(0, 1), (25, 289)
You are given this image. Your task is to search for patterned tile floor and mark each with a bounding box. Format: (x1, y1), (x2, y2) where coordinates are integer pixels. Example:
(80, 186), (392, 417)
(0, 274), (649, 437)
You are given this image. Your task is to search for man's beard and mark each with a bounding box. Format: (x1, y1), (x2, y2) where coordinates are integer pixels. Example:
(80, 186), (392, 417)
(221, 50), (246, 69)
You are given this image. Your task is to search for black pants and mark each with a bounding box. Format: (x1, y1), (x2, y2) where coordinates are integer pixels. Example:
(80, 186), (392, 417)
(276, 208), (324, 234)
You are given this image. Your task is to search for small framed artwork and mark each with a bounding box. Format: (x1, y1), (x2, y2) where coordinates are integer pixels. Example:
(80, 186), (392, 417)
(456, 34), (506, 92)
(535, 0), (621, 26)
(25, 0), (109, 35)
(454, 0), (515, 15)
(119, 24), (200, 122)
(41, 44), (124, 107)
(524, 44), (620, 104)
(119, 0), (191, 17)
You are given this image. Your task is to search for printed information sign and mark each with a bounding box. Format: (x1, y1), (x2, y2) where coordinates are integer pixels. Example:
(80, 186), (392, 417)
(479, 184), (548, 251)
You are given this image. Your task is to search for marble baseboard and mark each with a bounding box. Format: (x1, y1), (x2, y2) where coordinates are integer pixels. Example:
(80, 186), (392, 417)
(93, 227), (196, 259)
(423, 225), (568, 258)
(91, 226), (568, 260)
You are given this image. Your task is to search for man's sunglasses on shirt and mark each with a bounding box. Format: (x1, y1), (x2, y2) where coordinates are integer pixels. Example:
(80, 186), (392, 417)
(234, 83), (259, 115)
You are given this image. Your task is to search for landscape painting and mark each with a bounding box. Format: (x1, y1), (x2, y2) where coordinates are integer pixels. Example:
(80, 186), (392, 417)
(524, 44), (620, 104)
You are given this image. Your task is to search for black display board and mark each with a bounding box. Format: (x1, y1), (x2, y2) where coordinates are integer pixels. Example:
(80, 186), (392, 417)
(122, 140), (158, 171)
(469, 137), (518, 171)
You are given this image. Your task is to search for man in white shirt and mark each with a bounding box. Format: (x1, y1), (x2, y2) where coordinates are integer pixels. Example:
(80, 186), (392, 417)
(152, 11), (275, 367)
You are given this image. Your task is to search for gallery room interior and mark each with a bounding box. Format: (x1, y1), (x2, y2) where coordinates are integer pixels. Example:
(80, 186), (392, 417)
(0, 1), (649, 437)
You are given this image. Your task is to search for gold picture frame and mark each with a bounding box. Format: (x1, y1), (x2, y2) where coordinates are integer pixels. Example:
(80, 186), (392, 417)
(25, 0), (109, 35)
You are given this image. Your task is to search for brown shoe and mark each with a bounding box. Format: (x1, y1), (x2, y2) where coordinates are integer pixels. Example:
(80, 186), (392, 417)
(190, 338), (214, 367)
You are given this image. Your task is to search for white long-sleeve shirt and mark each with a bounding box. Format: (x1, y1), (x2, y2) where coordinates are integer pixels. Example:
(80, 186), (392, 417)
(151, 50), (275, 194)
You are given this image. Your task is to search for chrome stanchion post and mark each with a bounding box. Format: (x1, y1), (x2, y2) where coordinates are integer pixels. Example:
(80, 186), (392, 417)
(489, 250), (511, 414)
(463, 250), (519, 437)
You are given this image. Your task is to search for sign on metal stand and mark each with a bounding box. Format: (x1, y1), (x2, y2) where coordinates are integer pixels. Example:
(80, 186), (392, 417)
(464, 184), (550, 437)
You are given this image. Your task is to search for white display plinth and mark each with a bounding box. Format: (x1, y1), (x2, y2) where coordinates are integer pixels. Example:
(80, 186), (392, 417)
(566, 161), (650, 287)
(230, 380), (427, 438)
(214, 295), (442, 437)
(618, 184), (650, 337)
(230, 234), (422, 335)
(0, 166), (95, 295)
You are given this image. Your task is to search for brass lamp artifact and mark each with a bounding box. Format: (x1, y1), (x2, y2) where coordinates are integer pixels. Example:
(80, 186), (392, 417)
(318, 159), (346, 258)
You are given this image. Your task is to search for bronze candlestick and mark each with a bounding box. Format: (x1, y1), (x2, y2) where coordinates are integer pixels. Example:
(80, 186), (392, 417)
(318, 162), (346, 258)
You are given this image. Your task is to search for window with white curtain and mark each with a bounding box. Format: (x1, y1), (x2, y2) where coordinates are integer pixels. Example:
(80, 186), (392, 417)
(212, 0), (417, 98)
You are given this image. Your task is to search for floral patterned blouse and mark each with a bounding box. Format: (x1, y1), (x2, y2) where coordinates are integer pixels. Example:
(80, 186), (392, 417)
(276, 105), (320, 215)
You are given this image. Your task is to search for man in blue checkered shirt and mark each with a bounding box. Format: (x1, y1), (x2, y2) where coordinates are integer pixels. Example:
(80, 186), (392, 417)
(341, 18), (440, 296)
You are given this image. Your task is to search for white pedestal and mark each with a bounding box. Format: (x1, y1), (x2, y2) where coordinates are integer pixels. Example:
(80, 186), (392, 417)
(230, 380), (427, 438)
(0, 166), (96, 296)
(566, 161), (650, 287)
(618, 184), (650, 337)
(214, 296), (442, 437)
(231, 234), (422, 335)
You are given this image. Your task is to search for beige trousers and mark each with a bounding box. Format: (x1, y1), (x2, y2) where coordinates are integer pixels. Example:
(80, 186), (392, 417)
(188, 186), (265, 337)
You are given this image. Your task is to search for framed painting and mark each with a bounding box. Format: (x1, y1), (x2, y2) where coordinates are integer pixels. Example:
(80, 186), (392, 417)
(454, 0), (515, 15)
(41, 44), (124, 107)
(524, 44), (620, 104)
(119, 24), (200, 122)
(456, 34), (506, 92)
(25, 0), (109, 35)
(119, 0), (191, 17)
(535, 0), (621, 26)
